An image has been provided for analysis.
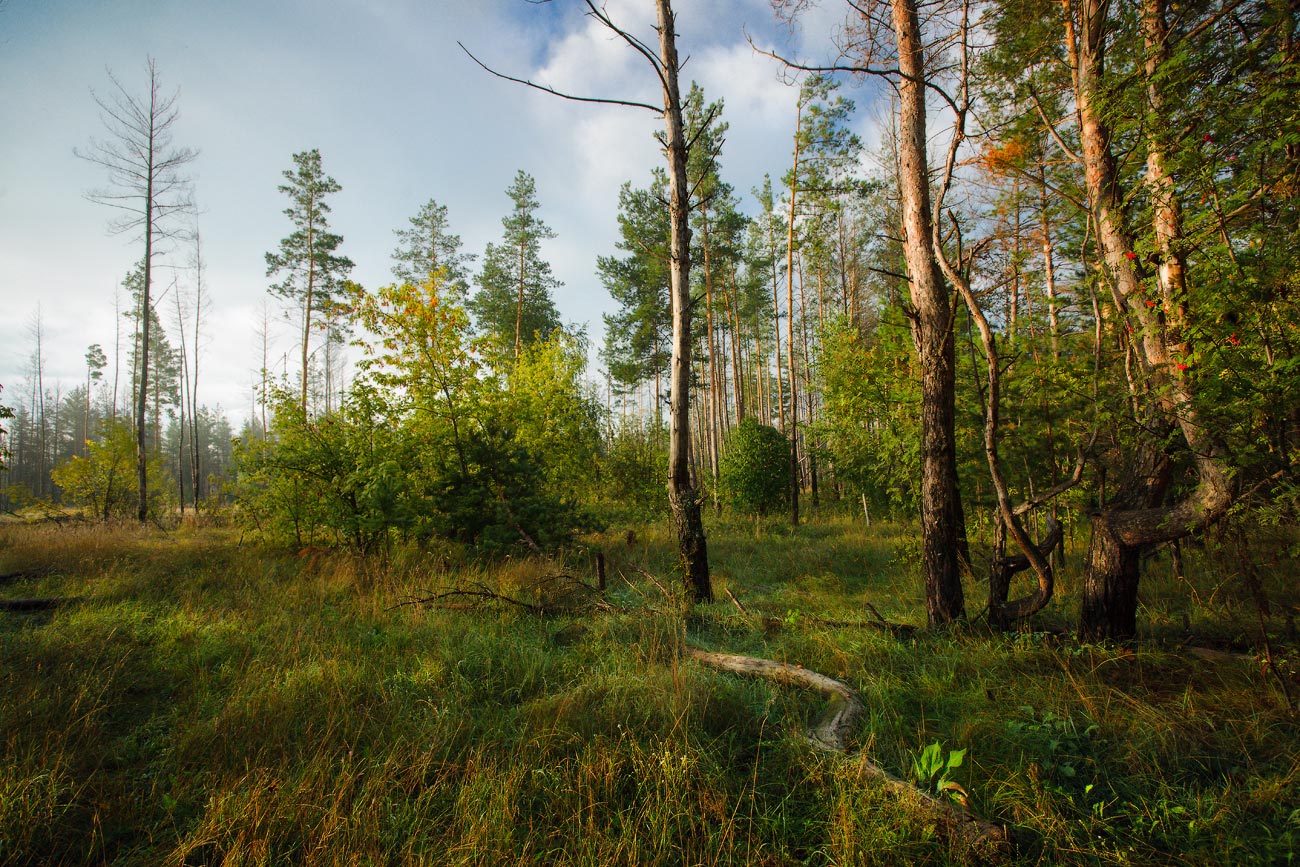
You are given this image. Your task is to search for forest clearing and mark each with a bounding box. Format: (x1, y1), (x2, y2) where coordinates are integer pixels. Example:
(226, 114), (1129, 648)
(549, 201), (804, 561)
(2, 0), (1298, 863)
(1, 516), (1297, 866)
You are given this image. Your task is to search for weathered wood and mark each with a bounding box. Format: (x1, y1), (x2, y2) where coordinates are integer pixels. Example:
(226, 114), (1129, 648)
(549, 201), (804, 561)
(0, 570), (51, 585)
(688, 648), (1011, 856)
(0, 596), (82, 612)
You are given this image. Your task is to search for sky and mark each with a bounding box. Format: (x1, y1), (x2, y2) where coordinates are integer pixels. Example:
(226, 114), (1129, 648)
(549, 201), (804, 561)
(0, 0), (880, 427)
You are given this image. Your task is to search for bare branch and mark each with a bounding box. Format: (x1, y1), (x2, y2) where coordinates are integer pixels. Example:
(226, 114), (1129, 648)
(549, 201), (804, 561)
(458, 41), (662, 114)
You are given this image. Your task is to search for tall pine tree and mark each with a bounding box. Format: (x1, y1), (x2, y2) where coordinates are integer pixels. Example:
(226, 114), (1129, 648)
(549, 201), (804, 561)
(469, 171), (563, 363)
(265, 148), (354, 413)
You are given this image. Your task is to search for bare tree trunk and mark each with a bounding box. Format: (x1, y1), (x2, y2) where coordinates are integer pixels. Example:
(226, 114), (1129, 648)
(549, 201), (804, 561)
(515, 240), (525, 361)
(785, 108), (802, 527)
(659, 0), (711, 602)
(137, 104), (155, 524)
(1039, 171), (1060, 360)
(190, 234), (205, 510)
(702, 207), (722, 513)
(893, 0), (967, 624)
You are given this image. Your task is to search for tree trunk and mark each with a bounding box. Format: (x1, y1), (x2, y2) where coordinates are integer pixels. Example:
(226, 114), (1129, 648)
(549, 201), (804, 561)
(659, 0), (710, 603)
(1067, 0), (1235, 641)
(137, 111), (154, 524)
(893, 0), (967, 624)
(785, 110), (802, 527)
(301, 207), (316, 413)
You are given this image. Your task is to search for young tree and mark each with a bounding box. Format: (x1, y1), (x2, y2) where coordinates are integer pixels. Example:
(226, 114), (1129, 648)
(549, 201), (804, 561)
(392, 198), (475, 299)
(83, 344), (107, 455)
(462, 0), (711, 602)
(469, 171), (563, 363)
(265, 148), (354, 413)
(77, 58), (196, 522)
(599, 176), (672, 426)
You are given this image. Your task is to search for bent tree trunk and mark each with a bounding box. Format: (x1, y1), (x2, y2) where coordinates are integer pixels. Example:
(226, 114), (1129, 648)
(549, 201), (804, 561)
(658, 0), (711, 602)
(1067, 0), (1235, 641)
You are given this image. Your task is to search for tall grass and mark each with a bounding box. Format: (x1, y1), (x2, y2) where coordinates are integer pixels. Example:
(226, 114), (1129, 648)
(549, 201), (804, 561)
(1, 515), (1296, 865)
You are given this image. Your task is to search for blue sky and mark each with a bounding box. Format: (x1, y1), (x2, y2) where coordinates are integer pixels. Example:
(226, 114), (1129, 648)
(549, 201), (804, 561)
(0, 0), (879, 424)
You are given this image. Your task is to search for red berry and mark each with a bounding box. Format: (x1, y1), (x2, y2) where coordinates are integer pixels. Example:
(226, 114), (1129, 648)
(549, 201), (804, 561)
(1202, 134), (1213, 143)
(1125, 251), (1137, 260)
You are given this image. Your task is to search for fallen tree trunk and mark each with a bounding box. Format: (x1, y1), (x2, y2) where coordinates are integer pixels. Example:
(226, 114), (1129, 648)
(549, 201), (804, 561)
(0, 569), (54, 585)
(0, 596), (82, 612)
(687, 648), (1011, 857)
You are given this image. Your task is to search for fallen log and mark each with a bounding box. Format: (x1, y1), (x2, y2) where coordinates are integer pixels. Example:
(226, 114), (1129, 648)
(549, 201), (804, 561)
(688, 647), (1011, 858)
(0, 569), (54, 585)
(0, 596), (82, 612)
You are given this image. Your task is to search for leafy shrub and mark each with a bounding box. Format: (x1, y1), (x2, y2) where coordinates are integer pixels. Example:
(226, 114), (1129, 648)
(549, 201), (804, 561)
(720, 419), (789, 516)
(598, 421), (668, 518)
(51, 419), (174, 520)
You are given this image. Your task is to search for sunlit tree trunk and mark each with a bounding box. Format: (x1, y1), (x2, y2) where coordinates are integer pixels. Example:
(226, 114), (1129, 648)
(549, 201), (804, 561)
(659, 0), (711, 602)
(893, 0), (967, 624)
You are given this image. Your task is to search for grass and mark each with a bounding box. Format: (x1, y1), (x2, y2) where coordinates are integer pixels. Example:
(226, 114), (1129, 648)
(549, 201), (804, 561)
(0, 514), (1297, 865)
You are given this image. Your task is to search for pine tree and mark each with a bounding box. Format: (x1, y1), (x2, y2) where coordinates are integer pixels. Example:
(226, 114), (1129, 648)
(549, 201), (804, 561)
(391, 198), (475, 299)
(265, 148), (354, 413)
(469, 171), (562, 363)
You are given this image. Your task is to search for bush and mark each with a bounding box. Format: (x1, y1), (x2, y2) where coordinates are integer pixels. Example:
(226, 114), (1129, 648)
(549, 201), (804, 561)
(51, 419), (174, 520)
(720, 419), (789, 516)
(597, 421), (668, 519)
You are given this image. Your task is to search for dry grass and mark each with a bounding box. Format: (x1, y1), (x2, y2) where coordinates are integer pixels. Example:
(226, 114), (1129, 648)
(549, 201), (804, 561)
(1, 515), (1297, 865)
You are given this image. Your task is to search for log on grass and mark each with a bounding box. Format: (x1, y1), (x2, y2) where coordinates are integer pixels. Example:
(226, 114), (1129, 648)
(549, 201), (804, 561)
(687, 648), (1011, 857)
(0, 596), (82, 612)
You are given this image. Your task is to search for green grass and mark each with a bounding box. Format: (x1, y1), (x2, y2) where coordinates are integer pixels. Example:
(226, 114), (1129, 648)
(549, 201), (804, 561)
(1, 515), (1297, 865)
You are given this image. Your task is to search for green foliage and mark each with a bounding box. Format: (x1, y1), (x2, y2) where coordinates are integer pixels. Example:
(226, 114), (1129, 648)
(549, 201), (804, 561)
(504, 332), (603, 501)
(909, 741), (968, 804)
(599, 178), (671, 398)
(51, 419), (173, 520)
(265, 149), (354, 315)
(719, 419), (789, 516)
(816, 312), (921, 513)
(469, 170), (563, 363)
(232, 387), (413, 553)
(390, 198), (475, 299)
(598, 421), (668, 520)
(236, 278), (593, 555)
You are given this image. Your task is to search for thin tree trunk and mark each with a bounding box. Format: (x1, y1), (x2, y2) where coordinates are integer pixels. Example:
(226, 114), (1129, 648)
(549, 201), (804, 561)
(137, 95), (155, 524)
(658, 0), (711, 603)
(301, 204), (316, 414)
(785, 107), (802, 527)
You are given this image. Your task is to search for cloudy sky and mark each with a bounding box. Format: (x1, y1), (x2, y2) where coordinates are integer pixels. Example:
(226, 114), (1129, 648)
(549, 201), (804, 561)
(0, 0), (880, 425)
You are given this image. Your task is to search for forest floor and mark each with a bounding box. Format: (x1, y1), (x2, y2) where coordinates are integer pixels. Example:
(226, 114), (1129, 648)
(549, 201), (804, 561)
(1, 515), (1297, 866)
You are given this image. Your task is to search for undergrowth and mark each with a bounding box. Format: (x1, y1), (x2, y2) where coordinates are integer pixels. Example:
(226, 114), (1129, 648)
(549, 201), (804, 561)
(0, 515), (1296, 865)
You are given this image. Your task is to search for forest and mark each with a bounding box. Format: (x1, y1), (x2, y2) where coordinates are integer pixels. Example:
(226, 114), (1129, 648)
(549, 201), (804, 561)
(2, 0), (1299, 864)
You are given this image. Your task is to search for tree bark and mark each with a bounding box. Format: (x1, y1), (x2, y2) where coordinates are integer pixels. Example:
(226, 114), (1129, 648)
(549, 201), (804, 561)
(137, 97), (154, 525)
(659, 0), (711, 603)
(893, 0), (967, 625)
(1067, 0), (1236, 641)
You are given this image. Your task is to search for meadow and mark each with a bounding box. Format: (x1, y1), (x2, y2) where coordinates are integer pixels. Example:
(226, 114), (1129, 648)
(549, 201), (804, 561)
(1, 516), (1297, 866)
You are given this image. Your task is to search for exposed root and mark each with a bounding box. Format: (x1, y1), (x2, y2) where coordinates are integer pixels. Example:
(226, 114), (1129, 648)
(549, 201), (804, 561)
(688, 647), (1012, 859)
